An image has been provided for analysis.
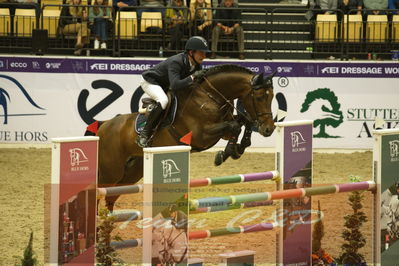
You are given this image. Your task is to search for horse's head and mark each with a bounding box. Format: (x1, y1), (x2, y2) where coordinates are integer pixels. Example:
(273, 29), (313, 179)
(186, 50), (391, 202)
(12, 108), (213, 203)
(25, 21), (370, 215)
(241, 71), (276, 137)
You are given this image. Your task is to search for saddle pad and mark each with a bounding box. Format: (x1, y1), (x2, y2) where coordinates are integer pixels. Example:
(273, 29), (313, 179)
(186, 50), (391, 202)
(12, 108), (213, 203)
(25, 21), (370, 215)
(134, 95), (178, 134)
(135, 113), (147, 134)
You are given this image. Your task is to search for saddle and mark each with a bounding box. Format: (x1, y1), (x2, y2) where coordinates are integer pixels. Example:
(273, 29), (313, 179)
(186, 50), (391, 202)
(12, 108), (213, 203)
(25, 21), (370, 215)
(135, 92), (178, 134)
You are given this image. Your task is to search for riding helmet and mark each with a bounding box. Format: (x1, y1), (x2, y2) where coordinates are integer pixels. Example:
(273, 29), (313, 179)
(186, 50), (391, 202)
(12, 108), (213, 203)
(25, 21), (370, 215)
(185, 36), (211, 52)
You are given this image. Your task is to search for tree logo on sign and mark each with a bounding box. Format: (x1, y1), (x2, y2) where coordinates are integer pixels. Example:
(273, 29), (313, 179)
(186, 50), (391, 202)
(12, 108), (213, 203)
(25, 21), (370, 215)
(300, 88), (343, 138)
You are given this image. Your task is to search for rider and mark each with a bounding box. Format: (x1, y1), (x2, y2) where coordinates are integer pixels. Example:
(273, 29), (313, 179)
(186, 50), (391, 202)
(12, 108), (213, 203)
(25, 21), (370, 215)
(136, 36), (210, 148)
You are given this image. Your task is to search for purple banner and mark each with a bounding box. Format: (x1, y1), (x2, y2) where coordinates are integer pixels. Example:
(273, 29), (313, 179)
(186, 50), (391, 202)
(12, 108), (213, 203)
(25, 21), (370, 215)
(1, 56), (399, 78)
(283, 123), (313, 265)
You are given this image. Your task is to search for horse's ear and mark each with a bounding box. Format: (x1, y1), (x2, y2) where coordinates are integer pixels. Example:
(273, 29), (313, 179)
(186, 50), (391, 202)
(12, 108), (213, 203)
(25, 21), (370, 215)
(264, 71), (277, 87)
(251, 73), (264, 88)
(265, 71), (277, 81)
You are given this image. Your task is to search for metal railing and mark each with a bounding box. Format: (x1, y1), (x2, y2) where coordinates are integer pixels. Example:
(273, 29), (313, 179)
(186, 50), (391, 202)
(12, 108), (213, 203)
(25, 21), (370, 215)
(0, 2), (40, 51)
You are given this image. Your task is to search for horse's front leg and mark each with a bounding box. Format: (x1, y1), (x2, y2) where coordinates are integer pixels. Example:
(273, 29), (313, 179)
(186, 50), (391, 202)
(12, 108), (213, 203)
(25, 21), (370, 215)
(210, 120), (242, 166)
(214, 124), (252, 166)
(214, 136), (239, 166)
(105, 195), (120, 212)
(236, 124), (253, 155)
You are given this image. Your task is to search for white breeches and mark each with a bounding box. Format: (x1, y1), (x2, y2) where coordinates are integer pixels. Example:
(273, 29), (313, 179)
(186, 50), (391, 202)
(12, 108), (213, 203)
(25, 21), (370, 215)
(140, 77), (168, 110)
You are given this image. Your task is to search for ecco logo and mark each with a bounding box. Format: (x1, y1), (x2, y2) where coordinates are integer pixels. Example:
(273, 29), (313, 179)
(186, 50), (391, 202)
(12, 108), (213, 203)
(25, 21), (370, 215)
(247, 66), (259, 73)
(10, 62), (27, 68)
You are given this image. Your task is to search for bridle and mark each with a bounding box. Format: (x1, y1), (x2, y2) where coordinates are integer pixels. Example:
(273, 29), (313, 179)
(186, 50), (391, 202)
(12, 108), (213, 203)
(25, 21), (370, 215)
(249, 87), (273, 129)
(202, 76), (273, 126)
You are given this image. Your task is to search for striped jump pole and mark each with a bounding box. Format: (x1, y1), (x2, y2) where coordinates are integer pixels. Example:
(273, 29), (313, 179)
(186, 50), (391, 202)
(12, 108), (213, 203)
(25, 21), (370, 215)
(189, 222), (277, 240)
(111, 239), (142, 250)
(109, 210), (142, 222)
(190, 181), (376, 210)
(110, 222), (277, 249)
(98, 170), (278, 198)
(189, 170), (279, 187)
(105, 200), (274, 218)
(190, 200), (274, 214)
(97, 184), (143, 197)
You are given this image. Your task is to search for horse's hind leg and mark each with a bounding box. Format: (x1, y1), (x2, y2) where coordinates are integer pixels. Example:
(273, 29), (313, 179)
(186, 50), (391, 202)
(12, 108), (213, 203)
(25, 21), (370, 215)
(105, 156), (144, 212)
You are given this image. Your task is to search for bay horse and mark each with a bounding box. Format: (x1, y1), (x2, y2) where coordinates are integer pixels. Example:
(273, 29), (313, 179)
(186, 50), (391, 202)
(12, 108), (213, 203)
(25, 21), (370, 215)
(91, 64), (276, 210)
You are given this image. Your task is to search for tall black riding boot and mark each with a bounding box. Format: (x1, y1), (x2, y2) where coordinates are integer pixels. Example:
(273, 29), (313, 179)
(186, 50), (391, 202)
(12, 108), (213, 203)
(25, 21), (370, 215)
(136, 102), (163, 148)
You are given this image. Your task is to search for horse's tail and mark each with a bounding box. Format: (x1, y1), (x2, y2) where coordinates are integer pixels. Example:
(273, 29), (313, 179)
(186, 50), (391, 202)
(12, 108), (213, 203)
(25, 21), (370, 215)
(84, 120), (105, 136)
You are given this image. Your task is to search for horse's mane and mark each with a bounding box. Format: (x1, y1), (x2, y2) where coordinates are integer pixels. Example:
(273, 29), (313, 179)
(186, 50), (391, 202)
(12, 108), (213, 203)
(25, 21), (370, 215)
(193, 64), (253, 86)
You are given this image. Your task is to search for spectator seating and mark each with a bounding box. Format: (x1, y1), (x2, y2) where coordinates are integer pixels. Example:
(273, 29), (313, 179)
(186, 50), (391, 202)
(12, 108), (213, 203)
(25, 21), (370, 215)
(366, 15), (388, 42)
(393, 15), (399, 42)
(116, 11), (138, 38)
(315, 14), (337, 42)
(0, 8), (11, 36)
(343, 14), (362, 42)
(140, 11), (162, 33)
(1, 2), (398, 59)
(14, 8), (36, 37)
(41, 0), (63, 10)
(41, 9), (61, 37)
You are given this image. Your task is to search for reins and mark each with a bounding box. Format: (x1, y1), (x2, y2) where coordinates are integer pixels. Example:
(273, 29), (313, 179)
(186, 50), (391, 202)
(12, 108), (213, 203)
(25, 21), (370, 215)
(203, 77), (252, 123)
(203, 77), (272, 125)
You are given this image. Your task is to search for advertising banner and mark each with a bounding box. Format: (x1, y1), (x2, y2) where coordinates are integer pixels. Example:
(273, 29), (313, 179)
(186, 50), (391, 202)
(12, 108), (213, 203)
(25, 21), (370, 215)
(275, 121), (313, 265)
(0, 55), (398, 148)
(374, 129), (399, 264)
(50, 136), (98, 265)
(142, 146), (190, 264)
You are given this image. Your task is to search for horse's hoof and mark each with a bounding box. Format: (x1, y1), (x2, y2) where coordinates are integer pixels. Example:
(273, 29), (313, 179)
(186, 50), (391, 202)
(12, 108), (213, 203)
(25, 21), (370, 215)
(214, 151), (224, 166)
(231, 153), (242, 160)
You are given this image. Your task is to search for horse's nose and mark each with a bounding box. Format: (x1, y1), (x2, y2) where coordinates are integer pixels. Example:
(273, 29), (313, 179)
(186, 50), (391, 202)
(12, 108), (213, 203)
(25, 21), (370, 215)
(263, 124), (275, 137)
(268, 124), (276, 135)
